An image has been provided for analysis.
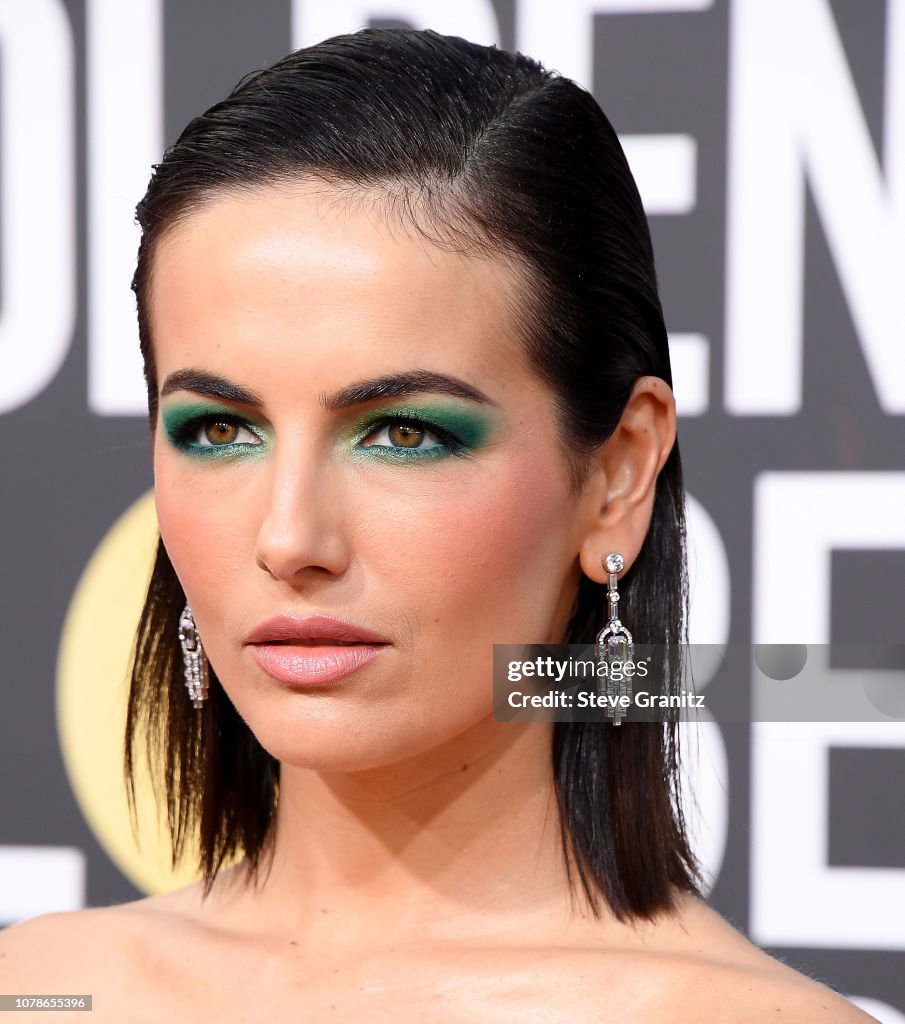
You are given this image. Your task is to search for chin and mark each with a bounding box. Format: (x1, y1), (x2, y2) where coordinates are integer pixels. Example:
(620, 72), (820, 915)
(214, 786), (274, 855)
(244, 714), (427, 774)
(247, 704), (491, 776)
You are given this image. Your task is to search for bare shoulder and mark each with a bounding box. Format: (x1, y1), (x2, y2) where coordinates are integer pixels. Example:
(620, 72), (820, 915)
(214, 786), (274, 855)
(559, 893), (878, 1023)
(661, 956), (878, 1023)
(0, 890), (200, 993)
(657, 947), (876, 1023)
(0, 897), (217, 1024)
(0, 906), (136, 991)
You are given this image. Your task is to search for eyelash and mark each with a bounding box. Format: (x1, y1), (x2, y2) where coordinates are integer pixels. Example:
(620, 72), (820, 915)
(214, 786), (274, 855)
(358, 415), (470, 458)
(167, 413), (265, 452)
(166, 412), (471, 458)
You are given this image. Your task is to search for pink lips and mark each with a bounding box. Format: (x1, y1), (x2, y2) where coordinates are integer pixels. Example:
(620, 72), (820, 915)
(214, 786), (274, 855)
(244, 614), (390, 687)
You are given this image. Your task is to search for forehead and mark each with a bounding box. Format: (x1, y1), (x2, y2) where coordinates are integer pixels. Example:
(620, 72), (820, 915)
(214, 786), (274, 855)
(148, 181), (530, 380)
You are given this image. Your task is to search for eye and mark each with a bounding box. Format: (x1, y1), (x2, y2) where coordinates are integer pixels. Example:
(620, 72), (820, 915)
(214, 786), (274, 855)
(161, 404), (269, 458)
(191, 415), (262, 447)
(360, 418), (447, 451)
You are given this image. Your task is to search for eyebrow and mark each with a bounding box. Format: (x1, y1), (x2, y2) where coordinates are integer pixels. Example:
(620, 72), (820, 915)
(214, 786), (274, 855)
(159, 368), (497, 411)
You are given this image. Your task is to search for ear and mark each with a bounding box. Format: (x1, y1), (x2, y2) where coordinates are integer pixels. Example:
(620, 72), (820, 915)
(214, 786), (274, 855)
(577, 375), (676, 583)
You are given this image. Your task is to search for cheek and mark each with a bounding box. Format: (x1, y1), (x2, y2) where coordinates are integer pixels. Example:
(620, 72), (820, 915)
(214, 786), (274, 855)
(153, 456), (253, 604)
(363, 451), (573, 633)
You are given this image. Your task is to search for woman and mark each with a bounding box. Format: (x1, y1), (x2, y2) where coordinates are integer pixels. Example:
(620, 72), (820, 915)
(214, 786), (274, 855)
(1, 27), (875, 1021)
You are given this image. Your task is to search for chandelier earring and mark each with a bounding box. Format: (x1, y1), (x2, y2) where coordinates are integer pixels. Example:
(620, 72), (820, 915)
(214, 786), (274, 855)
(178, 603), (210, 709)
(594, 552), (634, 725)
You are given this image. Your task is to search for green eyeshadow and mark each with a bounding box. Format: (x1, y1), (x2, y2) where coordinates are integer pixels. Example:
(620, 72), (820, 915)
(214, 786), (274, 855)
(161, 401), (270, 459)
(345, 402), (497, 462)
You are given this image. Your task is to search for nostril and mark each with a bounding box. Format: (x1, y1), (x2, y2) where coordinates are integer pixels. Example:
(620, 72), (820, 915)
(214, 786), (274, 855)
(254, 513), (350, 582)
(255, 549), (284, 581)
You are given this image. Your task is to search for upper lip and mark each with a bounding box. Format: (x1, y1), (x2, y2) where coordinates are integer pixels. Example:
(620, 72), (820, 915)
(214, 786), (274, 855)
(244, 614), (390, 646)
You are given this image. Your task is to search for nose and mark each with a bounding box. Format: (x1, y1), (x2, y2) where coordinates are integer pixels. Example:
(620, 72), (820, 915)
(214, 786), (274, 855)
(254, 445), (350, 582)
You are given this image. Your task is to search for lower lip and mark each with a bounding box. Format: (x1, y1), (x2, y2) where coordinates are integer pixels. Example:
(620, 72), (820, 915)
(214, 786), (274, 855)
(249, 642), (387, 687)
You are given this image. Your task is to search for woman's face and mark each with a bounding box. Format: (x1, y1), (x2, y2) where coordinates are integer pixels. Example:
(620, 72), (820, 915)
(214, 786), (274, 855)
(151, 182), (598, 771)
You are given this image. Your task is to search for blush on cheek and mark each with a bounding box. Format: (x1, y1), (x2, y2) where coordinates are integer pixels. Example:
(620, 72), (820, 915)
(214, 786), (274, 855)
(155, 466), (264, 629)
(466, 454), (569, 555)
(154, 478), (229, 597)
(155, 490), (201, 586)
(404, 455), (573, 638)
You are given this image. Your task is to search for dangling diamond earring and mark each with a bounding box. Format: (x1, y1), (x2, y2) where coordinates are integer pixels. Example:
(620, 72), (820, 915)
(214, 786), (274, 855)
(178, 603), (209, 709)
(595, 552), (634, 726)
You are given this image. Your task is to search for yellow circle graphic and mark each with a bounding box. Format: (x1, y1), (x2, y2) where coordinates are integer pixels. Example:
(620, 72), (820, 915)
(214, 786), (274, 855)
(55, 490), (202, 894)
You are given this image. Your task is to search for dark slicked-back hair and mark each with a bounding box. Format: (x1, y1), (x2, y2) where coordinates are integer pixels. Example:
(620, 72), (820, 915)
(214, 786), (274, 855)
(126, 26), (700, 921)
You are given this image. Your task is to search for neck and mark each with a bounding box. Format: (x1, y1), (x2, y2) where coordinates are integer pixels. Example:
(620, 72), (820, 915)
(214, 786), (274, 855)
(209, 718), (602, 948)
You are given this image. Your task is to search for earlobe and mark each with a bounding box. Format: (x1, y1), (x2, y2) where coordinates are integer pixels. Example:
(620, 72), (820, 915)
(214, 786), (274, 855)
(576, 375), (676, 583)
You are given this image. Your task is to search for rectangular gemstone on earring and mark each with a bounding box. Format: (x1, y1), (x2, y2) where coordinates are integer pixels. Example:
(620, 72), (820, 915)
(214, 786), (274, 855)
(596, 632), (635, 725)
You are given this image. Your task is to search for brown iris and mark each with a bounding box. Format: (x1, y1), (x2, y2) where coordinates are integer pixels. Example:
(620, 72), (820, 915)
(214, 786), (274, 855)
(387, 423), (424, 448)
(204, 420), (239, 445)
